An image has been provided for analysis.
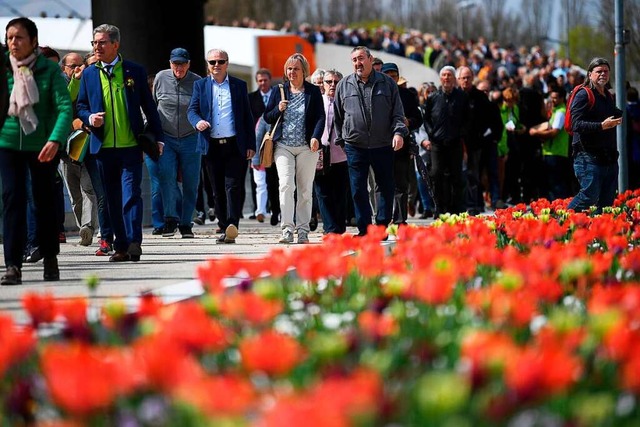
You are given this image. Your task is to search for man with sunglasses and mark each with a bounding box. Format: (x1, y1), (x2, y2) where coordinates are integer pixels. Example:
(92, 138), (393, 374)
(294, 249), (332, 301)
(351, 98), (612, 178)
(188, 49), (255, 244)
(76, 24), (164, 262)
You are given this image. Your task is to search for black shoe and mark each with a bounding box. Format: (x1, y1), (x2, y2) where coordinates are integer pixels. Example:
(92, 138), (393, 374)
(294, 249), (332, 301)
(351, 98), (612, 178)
(270, 213), (279, 226)
(309, 217), (318, 232)
(152, 227), (163, 235)
(43, 257), (60, 281)
(25, 247), (43, 263)
(193, 211), (206, 225)
(208, 208), (216, 222)
(249, 214), (257, 220)
(179, 225), (195, 238)
(161, 219), (178, 237)
(420, 210), (433, 219)
(127, 242), (142, 261)
(1, 266), (22, 285)
(109, 251), (131, 262)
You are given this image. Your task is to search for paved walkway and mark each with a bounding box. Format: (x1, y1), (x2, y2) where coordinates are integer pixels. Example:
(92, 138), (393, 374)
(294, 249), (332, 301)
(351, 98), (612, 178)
(0, 216), (436, 324)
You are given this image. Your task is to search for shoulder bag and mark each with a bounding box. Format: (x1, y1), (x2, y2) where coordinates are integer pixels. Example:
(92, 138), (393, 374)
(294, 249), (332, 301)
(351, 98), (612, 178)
(259, 84), (285, 168)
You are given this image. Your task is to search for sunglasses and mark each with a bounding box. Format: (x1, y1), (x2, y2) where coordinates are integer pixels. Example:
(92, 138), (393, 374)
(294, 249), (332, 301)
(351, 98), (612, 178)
(324, 80), (340, 85)
(208, 59), (227, 66)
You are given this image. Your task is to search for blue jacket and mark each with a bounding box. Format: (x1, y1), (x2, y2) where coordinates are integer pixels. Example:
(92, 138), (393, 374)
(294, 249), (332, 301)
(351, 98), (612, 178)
(263, 81), (325, 146)
(76, 58), (164, 154)
(187, 74), (256, 155)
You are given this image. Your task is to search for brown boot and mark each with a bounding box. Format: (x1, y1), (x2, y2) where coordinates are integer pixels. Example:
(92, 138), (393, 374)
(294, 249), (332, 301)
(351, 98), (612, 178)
(1, 266), (22, 285)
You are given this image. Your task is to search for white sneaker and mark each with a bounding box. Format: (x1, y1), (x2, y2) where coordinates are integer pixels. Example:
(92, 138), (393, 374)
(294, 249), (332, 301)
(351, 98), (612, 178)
(279, 230), (294, 244)
(79, 225), (93, 246)
(297, 231), (309, 244)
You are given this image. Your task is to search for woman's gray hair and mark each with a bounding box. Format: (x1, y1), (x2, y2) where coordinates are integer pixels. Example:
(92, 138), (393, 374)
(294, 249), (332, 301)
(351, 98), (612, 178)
(324, 69), (343, 80)
(93, 24), (120, 43)
(310, 68), (326, 84)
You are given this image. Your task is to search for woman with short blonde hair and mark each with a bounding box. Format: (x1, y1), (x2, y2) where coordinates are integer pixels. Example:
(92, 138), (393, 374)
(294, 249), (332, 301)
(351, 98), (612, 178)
(264, 53), (325, 244)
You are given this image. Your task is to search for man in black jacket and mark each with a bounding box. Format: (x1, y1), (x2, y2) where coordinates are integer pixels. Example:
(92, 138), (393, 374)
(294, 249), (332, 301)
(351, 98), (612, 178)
(457, 67), (503, 214)
(568, 57), (622, 212)
(381, 63), (423, 224)
(422, 66), (470, 216)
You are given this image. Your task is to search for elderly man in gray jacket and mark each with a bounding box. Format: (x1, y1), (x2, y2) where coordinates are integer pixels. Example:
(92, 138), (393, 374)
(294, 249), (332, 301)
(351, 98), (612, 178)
(333, 46), (407, 237)
(153, 47), (202, 238)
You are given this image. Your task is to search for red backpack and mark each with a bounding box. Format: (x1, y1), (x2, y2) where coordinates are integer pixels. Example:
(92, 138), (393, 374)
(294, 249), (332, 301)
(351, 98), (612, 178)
(564, 85), (595, 136)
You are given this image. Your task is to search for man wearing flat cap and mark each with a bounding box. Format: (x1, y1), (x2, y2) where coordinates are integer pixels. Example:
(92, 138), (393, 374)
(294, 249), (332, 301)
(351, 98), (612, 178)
(153, 48), (202, 239)
(381, 62), (423, 224)
(567, 57), (623, 212)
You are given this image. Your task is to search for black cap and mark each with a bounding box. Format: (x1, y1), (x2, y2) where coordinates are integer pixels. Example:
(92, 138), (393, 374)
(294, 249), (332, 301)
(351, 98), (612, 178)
(380, 62), (399, 73)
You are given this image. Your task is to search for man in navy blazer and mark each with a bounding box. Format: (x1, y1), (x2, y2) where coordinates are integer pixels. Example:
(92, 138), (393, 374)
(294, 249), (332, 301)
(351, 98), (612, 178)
(76, 24), (164, 262)
(188, 49), (255, 244)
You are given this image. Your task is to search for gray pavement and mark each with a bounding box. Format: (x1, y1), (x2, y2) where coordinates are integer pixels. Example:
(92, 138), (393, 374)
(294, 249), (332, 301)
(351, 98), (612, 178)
(0, 216), (436, 325)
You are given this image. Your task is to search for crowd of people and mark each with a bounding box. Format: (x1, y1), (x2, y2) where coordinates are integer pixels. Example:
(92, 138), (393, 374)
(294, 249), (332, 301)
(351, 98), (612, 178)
(1, 16), (639, 285)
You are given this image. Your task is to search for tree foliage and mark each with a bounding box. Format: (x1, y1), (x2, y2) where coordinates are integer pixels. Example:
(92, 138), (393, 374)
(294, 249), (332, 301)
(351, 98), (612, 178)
(203, 0), (639, 79)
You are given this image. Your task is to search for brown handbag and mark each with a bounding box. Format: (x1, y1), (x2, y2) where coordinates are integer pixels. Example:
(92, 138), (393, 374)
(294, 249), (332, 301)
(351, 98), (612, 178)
(259, 84), (285, 168)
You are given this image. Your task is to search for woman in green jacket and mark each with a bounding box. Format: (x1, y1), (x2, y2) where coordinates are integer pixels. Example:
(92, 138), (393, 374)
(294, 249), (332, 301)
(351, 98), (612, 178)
(0, 17), (72, 285)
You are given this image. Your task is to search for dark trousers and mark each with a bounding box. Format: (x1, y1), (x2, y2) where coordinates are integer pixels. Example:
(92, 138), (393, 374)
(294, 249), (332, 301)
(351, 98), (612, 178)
(344, 144), (394, 235)
(465, 146), (483, 211)
(0, 148), (59, 268)
(431, 142), (464, 215)
(480, 142), (500, 207)
(266, 165), (280, 216)
(392, 151), (412, 224)
(314, 161), (349, 234)
(195, 157), (215, 214)
(85, 153), (113, 242)
(96, 147), (143, 253)
(543, 155), (572, 201)
(204, 139), (245, 230)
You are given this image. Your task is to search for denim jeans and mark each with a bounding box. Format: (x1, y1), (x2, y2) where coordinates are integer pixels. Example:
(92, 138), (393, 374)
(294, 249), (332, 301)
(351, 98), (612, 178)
(344, 144), (394, 235)
(568, 151), (618, 212)
(144, 155), (166, 229)
(158, 134), (200, 226)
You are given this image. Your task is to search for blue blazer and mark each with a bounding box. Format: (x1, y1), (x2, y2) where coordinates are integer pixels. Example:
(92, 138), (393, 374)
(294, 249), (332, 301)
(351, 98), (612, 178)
(263, 80), (325, 146)
(187, 75), (256, 155)
(76, 59), (164, 154)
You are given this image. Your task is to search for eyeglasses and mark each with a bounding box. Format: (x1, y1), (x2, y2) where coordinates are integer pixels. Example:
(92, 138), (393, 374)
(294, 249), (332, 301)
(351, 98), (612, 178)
(324, 80), (340, 85)
(64, 64), (83, 69)
(90, 40), (111, 47)
(208, 59), (227, 66)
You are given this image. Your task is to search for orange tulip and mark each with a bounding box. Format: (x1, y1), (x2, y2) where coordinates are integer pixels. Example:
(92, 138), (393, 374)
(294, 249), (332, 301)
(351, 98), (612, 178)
(239, 330), (304, 375)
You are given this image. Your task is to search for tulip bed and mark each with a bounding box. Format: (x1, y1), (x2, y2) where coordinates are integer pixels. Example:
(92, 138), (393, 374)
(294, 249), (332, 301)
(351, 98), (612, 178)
(3, 191), (640, 426)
